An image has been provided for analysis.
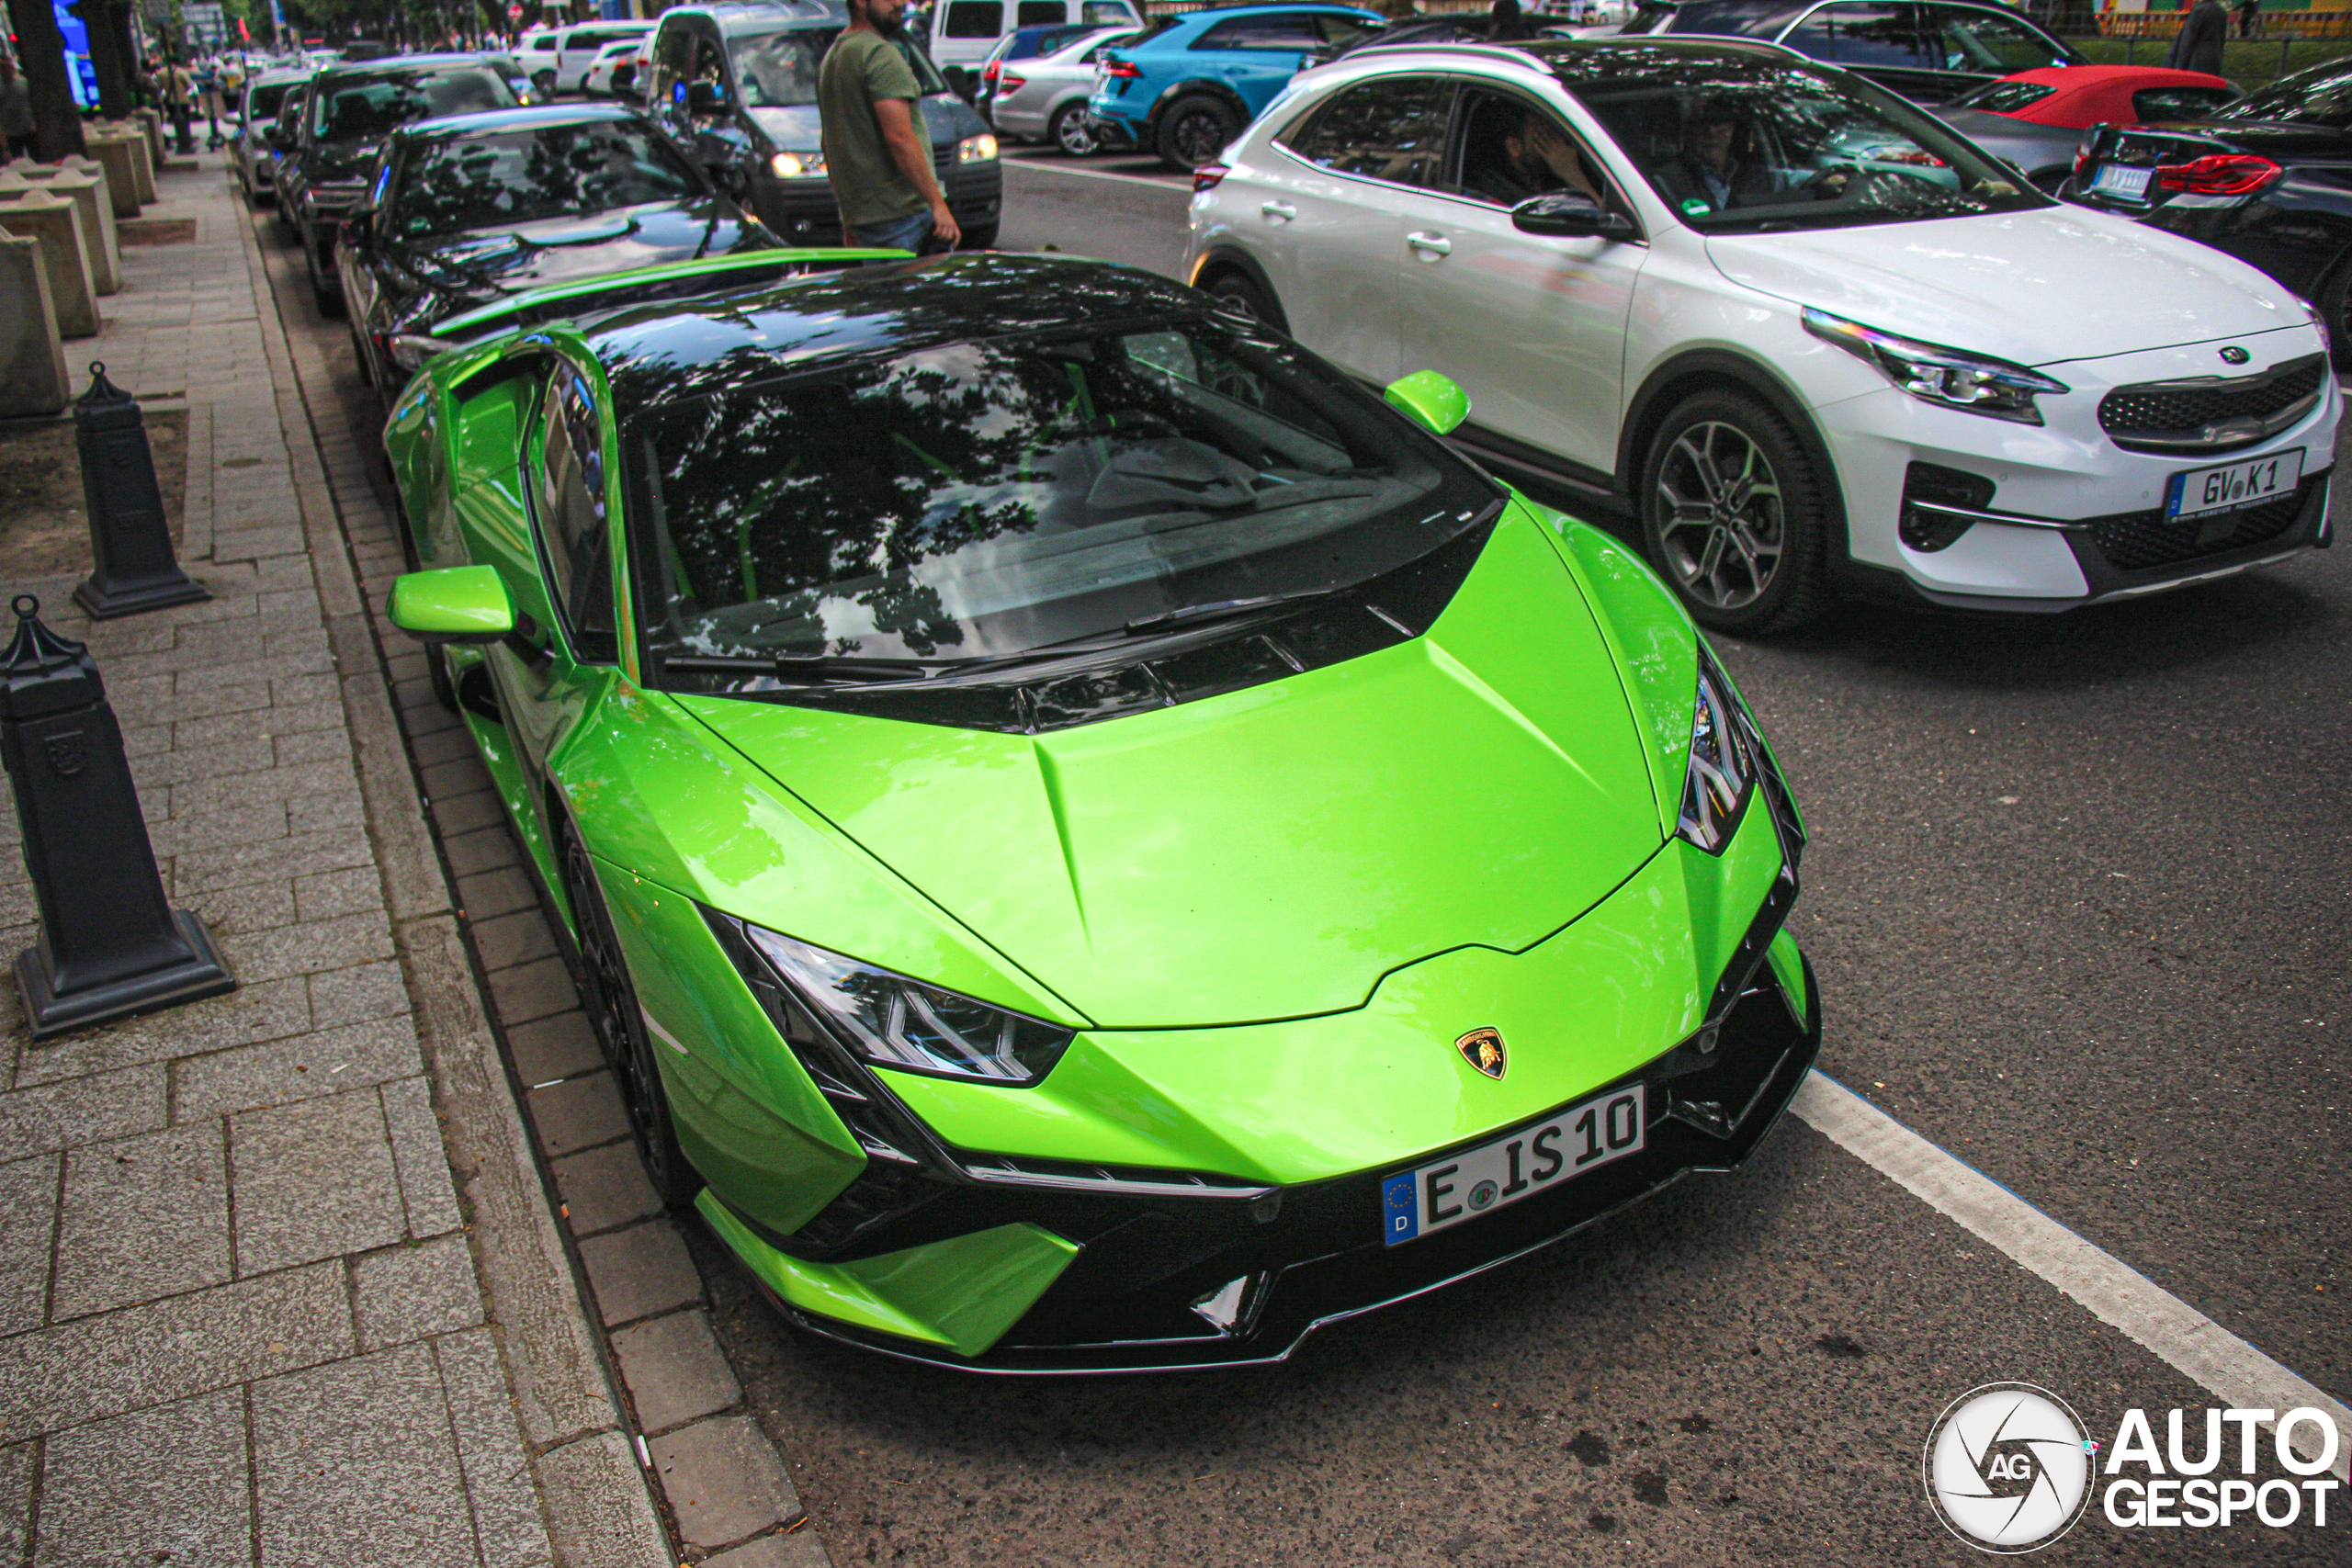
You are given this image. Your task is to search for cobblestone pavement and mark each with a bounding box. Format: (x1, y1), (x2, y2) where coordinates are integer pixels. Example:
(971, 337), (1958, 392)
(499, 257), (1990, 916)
(0, 153), (676, 1566)
(243, 174), (831, 1568)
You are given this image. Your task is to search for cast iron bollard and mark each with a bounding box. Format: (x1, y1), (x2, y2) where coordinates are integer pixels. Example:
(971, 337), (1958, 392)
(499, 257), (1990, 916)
(72, 362), (209, 620)
(1, 596), (235, 1039)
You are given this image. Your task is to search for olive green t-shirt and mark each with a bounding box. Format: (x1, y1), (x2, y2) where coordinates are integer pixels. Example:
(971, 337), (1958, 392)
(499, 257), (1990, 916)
(818, 29), (925, 228)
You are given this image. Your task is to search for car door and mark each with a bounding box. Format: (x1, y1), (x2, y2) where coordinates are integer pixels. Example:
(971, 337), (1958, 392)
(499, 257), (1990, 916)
(1914, 4), (2070, 101)
(1395, 84), (1649, 483)
(1252, 73), (1454, 383)
(1187, 12), (1329, 100)
(490, 362), (623, 807)
(1775, 3), (1941, 102)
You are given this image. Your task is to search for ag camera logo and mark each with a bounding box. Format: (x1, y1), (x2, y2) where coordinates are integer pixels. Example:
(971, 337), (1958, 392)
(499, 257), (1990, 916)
(1923, 1383), (2095, 1552)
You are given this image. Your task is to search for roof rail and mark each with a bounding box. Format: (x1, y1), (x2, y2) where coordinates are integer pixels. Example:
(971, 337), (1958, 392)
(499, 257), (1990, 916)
(427, 247), (910, 341)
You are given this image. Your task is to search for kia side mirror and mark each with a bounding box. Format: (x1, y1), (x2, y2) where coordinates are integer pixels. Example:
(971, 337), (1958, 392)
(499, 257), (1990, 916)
(1511, 193), (1634, 241)
(1383, 369), (1469, 437)
(387, 566), (514, 646)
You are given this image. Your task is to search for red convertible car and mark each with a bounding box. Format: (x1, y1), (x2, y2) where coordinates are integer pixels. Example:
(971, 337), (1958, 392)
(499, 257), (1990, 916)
(1939, 64), (2239, 191)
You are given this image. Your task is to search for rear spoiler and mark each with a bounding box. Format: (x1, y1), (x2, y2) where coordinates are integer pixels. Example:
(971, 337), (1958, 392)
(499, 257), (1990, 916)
(427, 247), (912, 343)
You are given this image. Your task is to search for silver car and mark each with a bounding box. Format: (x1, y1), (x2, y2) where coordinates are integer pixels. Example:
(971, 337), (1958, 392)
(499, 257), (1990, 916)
(231, 67), (311, 206)
(988, 26), (1139, 155)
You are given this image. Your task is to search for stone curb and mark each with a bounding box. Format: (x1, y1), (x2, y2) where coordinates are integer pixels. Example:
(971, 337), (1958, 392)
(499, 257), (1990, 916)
(230, 180), (678, 1566)
(239, 186), (833, 1564)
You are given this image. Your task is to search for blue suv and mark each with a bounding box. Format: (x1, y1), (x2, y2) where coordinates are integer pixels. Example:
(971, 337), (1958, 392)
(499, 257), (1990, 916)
(1087, 4), (1383, 170)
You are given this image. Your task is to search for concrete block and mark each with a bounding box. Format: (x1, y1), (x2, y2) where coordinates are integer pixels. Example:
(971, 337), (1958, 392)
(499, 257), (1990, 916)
(551, 1139), (660, 1235)
(103, 119), (157, 201)
(131, 108), (164, 172)
(577, 1218), (701, 1327)
(536, 1430), (675, 1568)
(527, 1071), (629, 1158)
(53, 1122), (231, 1319)
(4, 168), (116, 293)
(35, 1387), (251, 1568)
(82, 133), (142, 218)
(0, 190), (97, 337)
(229, 1087), (405, 1274)
(505, 1010), (602, 1086)
(0, 1155), (59, 1337)
(707, 1532), (834, 1568)
(611, 1308), (741, 1433)
(649, 1414), (802, 1551)
(434, 1329), (556, 1568)
(353, 1234), (481, 1349)
(0, 235), (69, 417)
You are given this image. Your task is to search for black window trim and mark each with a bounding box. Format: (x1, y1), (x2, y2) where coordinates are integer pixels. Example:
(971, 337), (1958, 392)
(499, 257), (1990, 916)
(523, 360), (621, 667)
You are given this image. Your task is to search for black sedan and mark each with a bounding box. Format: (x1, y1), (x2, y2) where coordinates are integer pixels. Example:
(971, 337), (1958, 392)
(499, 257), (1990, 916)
(335, 104), (779, 395)
(2068, 58), (2352, 355)
(279, 52), (526, 313)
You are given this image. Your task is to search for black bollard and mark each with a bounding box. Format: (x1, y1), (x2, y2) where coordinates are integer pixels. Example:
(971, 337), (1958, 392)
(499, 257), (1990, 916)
(72, 363), (210, 620)
(1, 596), (235, 1039)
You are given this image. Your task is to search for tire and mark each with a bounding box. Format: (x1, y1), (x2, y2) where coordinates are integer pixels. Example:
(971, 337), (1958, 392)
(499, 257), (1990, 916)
(1050, 101), (1099, 157)
(1203, 268), (1287, 334)
(306, 234), (344, 318)
(560, 826), (698, 1207)
(958, 220), (999, 251)
(2316, 256), (2352, 365)
(531, 68), (558, 100)
(1155, 94), (1238, 172)
(1636, 387), (1830, 636)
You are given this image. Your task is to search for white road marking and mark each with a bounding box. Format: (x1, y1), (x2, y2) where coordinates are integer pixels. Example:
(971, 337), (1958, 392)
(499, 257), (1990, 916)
(1001, 156), (1189, 192)
(1793, 1070), (2350, 1479)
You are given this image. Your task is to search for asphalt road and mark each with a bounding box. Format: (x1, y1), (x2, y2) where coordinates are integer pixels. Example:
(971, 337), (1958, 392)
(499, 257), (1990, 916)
(296, 152), (2349, 1562)
(735, 157), (2352, 1564)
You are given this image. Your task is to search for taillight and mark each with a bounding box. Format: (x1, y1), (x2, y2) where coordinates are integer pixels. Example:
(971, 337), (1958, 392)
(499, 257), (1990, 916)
(1193, 162), (1229, 192)
(982, 60), (1000, 81)
(2154, 152), (2282, 197)
(999, 73), (1026, 93)
(2074, 141), (2095, 177)
(1102, 57), (1140, 77)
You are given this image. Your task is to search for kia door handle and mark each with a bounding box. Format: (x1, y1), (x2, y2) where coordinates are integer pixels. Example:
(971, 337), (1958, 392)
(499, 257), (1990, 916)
(1261, 200), (1296, 220)
(1406, 231), (1452, 257)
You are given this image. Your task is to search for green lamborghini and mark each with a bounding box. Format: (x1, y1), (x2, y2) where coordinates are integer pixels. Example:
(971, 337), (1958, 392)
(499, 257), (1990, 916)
(379, 250), (1819, 1372)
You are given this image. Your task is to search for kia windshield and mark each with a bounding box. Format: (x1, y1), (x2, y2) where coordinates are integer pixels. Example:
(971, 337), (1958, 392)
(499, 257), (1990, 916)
(393, 122), (702, 237)
(628, 316), (1498, 669)
(1569, 56), (2050, 231)
(311, 67), (515, 141)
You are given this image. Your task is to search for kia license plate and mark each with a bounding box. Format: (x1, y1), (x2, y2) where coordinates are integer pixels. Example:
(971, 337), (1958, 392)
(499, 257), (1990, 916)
(2166, 448), (2302, 523)
(2091, 164), (2153, 201)
(1381, 1083), (1645, 1246)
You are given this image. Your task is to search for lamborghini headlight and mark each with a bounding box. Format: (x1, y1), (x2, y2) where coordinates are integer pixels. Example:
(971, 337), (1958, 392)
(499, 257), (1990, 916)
(1676, 652), (1758, 855)
(736, 921), (1073, 1086)
(1802, 306), (2067, 424)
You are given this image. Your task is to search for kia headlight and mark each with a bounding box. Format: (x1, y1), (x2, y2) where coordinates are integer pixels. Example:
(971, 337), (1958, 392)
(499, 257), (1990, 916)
(1803, 307), (2067, 424)
(386, 333), (448, 372)
(768, 149), (825, 179)
(1677, 653), (1758, 855)
(728, 918), (1073, 1086)
(957, 132), (999, 163)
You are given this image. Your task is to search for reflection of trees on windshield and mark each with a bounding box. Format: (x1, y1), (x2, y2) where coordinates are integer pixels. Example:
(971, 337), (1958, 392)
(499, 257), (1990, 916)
(396, 126), (703, 236)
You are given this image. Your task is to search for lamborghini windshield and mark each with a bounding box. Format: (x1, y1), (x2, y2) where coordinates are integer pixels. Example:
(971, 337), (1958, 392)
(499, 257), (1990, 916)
(1570, 56), (2049, 231)
(627, 317), (1498, 667)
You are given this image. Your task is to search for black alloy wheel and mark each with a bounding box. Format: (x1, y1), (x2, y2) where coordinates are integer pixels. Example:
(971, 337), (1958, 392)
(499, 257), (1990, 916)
(1638, 388), (1829, 635)
(1157, 94), (1238, 171)
(1204, 269), (1287, 333)
(560, 828), (698, 1206)
(1051, 102), (1099, 156)
(305, 231), (344, 317)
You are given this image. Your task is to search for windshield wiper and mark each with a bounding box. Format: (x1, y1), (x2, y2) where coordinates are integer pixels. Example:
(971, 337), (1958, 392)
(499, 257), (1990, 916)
(659, 652), (933, 683)
(1123, 587), (1339, 636)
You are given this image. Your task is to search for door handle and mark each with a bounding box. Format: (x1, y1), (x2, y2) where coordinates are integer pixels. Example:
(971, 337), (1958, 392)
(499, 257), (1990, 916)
(1261, 200), (1296, 220)
(1406, 231), (1452, 257)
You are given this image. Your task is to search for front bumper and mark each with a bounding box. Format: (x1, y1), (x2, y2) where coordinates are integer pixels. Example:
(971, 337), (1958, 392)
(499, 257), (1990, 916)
(754, 159), (1002, 244)
(1823, 329), (2337, 606)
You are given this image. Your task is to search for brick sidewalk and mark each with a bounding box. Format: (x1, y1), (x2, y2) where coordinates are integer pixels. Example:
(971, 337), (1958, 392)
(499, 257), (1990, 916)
(0, 155), (674, 1565)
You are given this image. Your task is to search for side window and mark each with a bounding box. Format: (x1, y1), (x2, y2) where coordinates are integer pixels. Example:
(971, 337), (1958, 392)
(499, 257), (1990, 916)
(690, 34), (733, 119)
(1080, 1), (1137, 21)
(1083, 32), (1140, 62)
(1452, 88), (1623, 213)
(533, 370), (617, 662)
(1283, 78), (1452, 186)
(1016, 2), (1067, 25)
(944, 1), (1006, 37)
(651, 25), (695, 117)
(1783, 4), (1928, 69)
(1316, 15), (1380, 46)
(1928, 7), (2064, 73)
(2132, 85), (2236, 121)
(1193, 15), (1326, 51)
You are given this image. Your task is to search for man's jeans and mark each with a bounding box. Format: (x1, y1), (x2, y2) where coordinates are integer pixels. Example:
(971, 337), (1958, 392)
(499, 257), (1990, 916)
(846, 209), (933, 255)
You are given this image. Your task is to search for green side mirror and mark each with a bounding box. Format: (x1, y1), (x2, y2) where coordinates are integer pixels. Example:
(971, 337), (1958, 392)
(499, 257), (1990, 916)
(1384, 369), (1469, 437)
(387, 565), (514, 646)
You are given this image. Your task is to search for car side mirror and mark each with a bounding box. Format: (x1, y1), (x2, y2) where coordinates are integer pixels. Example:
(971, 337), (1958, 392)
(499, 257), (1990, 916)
(685, 79), (730, 117)
(1383, 369), (1469, 437)
(387, 566), (514, 646)
(1510, 193), (1634, 241)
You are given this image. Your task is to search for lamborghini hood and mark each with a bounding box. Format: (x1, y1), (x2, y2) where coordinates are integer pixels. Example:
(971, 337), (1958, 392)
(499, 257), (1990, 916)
(680, 512), (1667, 1028)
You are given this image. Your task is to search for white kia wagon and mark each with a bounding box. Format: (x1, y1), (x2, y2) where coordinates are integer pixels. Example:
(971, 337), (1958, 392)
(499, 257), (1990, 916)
(1186, 38), (2337, 632)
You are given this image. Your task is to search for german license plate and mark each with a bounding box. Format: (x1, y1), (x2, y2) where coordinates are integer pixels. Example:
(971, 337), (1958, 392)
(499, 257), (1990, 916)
(2092, 164), (2153, 200)
(2166, 448), (2302, 522)
(1381, 1083), (1645, 1246)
